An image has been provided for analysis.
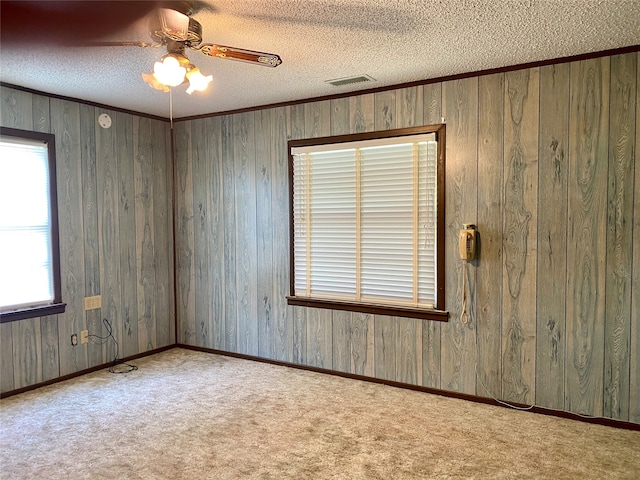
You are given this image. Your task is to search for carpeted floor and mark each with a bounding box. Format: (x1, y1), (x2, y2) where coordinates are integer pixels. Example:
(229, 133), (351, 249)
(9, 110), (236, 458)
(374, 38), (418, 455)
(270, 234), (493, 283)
(1, 348), (639, 479)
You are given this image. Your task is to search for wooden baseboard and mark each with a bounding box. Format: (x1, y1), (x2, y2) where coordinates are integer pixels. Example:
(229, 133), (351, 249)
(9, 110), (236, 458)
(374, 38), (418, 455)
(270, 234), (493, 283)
(0, 344), (174, 399)
(5, 342), (638, 432)
(177, 343), (640, 432)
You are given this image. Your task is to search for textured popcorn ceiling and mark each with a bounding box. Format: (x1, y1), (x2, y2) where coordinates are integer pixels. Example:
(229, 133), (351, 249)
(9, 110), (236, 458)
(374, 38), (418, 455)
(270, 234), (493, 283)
(1, 0), (639, 119)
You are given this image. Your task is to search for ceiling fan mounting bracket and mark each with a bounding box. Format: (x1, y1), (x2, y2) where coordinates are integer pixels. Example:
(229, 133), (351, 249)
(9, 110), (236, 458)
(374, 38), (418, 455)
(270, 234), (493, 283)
(151, 12), (203, 47)
(162, 1), (198, 17)
(165, 40), (187, 56)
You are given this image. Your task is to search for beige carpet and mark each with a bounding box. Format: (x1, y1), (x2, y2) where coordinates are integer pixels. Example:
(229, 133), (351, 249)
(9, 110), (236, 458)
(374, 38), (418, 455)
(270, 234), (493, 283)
(1, 348), (638, 479)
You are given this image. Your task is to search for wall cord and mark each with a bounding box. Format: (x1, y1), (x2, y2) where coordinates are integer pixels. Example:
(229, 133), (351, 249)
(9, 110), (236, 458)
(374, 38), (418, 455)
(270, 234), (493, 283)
(463, 261), (610, 420)
(460, 260), (470, 325)
(87, 318), (138, 374)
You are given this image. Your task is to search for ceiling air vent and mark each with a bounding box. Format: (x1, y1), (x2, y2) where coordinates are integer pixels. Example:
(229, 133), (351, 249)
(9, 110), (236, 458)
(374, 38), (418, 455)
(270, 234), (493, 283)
(325, 74), (376, 87)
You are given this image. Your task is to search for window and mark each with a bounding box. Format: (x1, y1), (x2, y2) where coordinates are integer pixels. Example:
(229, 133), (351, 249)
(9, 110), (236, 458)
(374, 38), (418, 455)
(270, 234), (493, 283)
(287, 126), (446, 321)
(0, 127), (65, 322)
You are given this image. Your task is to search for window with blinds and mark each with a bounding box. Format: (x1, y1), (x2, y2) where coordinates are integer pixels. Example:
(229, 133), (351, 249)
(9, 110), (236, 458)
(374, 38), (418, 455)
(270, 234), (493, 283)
(0, 127), (65, 322)
(288, 126), (446, 320)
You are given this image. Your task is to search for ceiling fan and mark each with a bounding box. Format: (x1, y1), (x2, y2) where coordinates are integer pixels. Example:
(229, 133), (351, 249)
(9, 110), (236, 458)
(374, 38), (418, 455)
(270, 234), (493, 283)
(89, 5), (283, 94)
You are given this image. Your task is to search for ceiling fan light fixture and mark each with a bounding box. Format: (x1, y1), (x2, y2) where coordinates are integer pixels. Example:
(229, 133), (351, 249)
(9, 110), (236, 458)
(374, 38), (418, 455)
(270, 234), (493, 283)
(142, 72), (170, 92)
(153, 54), (188, 87)
(185, 67), (213, 94)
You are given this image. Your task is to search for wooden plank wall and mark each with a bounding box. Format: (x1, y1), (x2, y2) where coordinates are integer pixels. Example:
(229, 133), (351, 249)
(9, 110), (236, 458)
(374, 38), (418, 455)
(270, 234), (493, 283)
(0, 87), (174, 393)
(174, 52), (640, 423)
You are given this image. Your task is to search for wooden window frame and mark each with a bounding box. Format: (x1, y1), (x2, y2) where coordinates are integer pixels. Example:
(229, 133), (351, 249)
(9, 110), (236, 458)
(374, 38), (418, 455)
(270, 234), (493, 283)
(0, 127), (66, 323)
(287, 125), (447, 322)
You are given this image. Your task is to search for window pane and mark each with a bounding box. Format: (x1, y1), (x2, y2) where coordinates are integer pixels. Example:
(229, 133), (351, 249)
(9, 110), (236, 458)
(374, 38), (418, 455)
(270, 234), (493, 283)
(0, 230), (52, 306)
(0, 135), (55, 310)
(418, 141), (438, 304)
(293, 152), (308, 293)
(361, 144), (414, 301)
(290, 129), (442, 313)
(309, 150), (356, 296)
(0, 142), (50, 228)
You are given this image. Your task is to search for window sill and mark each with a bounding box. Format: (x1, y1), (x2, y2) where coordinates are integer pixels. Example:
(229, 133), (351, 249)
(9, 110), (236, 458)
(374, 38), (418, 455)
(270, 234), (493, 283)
(287, 296), (448, 321)
(0, 303), (67, 323)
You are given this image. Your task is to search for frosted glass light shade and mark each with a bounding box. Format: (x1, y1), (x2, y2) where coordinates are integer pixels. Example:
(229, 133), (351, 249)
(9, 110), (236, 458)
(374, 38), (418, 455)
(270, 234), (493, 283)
(141, 72), (170, 92)
(153, 56), (186, 87)
(186, 68), (213, 94)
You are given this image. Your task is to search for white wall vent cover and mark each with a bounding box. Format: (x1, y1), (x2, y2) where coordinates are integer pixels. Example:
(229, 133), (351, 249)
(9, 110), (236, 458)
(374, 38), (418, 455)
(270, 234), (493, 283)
(325, 74), (376, 87)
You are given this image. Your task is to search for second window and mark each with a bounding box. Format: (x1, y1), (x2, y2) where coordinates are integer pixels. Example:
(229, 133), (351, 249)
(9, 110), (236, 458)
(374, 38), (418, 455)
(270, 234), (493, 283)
(288, 125), (445, 319)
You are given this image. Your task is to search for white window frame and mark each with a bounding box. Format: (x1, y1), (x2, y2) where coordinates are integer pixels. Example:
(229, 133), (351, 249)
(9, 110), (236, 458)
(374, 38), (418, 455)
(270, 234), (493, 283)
(287, 126), (447, 321)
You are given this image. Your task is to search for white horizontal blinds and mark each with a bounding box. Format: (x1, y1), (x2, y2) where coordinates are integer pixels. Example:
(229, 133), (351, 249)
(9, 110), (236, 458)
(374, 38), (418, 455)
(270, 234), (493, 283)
(292, 153), (309, 293)
(418, 141), (438, 306)
(291, 132), (437, 307)
(0, 137), (54, 310)
(309, 149), (356, 296)
(360, 143), (414, 301)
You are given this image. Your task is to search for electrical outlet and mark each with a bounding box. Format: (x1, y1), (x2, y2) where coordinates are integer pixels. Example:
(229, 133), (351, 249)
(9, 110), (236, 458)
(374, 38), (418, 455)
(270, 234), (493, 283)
(80, 330), (89, 344)
(71, 334), (78, 346)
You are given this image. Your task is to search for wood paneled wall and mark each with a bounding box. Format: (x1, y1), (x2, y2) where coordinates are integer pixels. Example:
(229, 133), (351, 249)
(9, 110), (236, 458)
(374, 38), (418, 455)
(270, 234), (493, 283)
(2, 51), (637, 424)
(174, 52), (640, 423)
(1, 87), (174, 393)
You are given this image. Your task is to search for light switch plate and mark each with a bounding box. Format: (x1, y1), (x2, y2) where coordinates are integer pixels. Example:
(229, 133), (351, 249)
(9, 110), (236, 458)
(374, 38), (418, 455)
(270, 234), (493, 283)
(84, 295), (102, 311)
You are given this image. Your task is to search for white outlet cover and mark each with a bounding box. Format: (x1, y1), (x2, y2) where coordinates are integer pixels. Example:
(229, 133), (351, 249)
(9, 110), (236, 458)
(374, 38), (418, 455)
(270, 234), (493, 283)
(98, 113), (112, 129)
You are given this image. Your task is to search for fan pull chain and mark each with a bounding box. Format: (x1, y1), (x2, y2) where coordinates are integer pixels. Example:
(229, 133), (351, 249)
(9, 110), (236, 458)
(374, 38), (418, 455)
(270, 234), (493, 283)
(169, 87), (174, 129)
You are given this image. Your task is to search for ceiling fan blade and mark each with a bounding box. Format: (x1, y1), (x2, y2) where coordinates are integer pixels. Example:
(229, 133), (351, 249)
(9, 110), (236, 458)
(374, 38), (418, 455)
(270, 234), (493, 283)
(81, 41), (157, 48)
(195, 44), (282, 67)
(0, 1), (161, 46)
